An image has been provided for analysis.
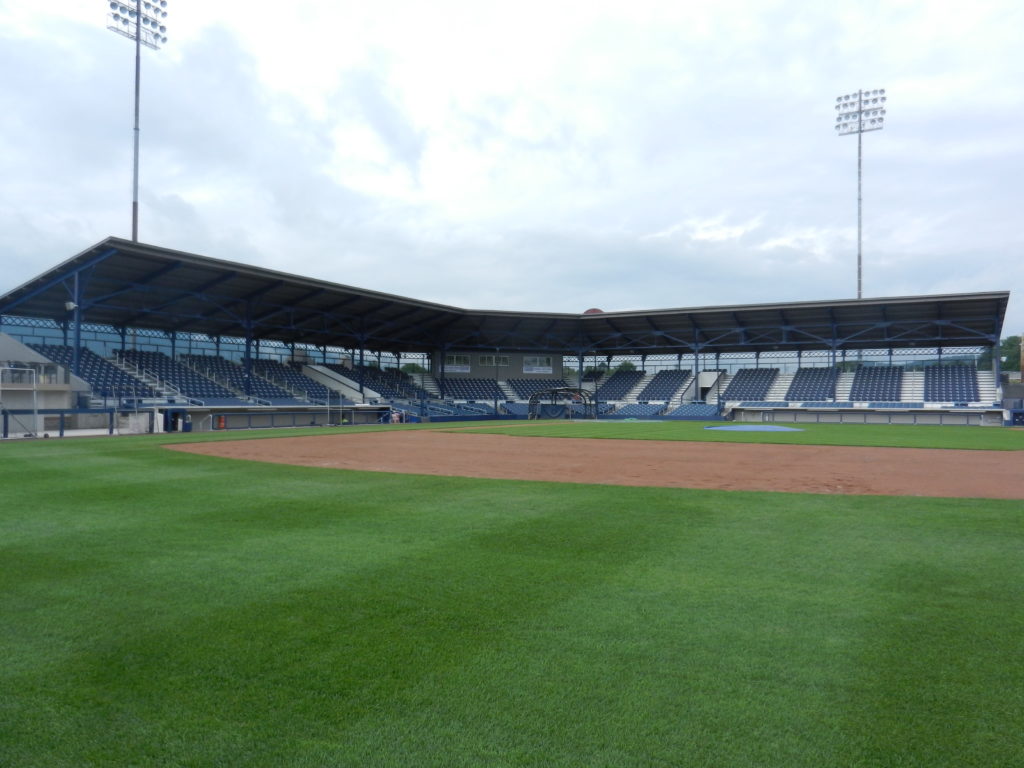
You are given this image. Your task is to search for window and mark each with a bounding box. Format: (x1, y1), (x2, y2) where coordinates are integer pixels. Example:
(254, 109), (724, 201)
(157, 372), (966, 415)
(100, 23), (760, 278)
(479, 355), (510, 367)
(444, 353), (471, 373)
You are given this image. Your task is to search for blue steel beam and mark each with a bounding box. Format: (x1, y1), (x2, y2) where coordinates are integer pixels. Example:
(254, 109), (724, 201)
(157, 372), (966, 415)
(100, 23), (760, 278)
(0, 247), (117, 316)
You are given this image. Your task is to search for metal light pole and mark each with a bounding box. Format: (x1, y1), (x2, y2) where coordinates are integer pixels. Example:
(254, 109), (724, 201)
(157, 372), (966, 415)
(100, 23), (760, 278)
(107, 1), (169, 242)
(835, 88), (887, 299)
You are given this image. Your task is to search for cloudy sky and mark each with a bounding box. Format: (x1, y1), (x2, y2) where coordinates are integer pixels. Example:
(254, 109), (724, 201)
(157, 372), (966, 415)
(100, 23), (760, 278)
(1, 1), (1022, 336)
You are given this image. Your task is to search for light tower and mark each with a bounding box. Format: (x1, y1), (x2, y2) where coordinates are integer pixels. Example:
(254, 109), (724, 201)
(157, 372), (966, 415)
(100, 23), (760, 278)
(106, 1), (169, 242)
(835, 88), (887, 299)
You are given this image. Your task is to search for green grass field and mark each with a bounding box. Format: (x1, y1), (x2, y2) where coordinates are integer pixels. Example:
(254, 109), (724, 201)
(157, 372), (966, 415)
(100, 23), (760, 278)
(2, 424), (1023, 766)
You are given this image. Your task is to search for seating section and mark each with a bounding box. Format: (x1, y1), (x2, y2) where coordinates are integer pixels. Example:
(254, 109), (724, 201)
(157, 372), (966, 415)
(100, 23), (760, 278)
(571, 402), (614, 417)
(636, 370), (691, 401)
(869, 401), (924, 408)
(785, 367), (838, 401)
(28, 344), (156, 398)
(849, 366), (903, 401)
(738, 401), (789, 408)
(924, 365), (979, 402)
(253, 359), (334, 403)
(607, 403), (665, 418)
(439, 377), (504, 400)
(121, 350), (247, 404)
(594, 369), (645, 400)
(505, 378), (570, 399)
(801, 401), (853, 408)
(502, 402), (532, 417)
(721, 368), (779, 401)
(454, 402), (496, 417)
(663, 403), (720, 420)
(181, 355), (305, 404)
(326, 364), (431, 400)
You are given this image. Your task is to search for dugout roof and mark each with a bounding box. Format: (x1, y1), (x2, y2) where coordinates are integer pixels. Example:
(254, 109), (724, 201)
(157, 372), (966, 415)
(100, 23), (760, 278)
(0, 237), (1010, 355)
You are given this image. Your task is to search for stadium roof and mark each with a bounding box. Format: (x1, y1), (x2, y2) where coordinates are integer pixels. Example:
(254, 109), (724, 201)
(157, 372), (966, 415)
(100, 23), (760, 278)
(0, 237), (1010, 355)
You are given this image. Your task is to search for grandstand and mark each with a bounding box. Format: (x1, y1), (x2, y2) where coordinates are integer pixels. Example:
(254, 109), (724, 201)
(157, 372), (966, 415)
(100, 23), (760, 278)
(635, 370), (691, 401)
(506, 378), (570, 399)
(28, 343), (156, 401)
(720, 368), (779, 401)
(0, 237), (1013, 433)
(595, 369), (645, 401)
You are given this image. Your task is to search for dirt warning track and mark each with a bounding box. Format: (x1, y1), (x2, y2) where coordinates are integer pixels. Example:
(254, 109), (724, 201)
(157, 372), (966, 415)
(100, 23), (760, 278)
(168, 429), (1024, 499)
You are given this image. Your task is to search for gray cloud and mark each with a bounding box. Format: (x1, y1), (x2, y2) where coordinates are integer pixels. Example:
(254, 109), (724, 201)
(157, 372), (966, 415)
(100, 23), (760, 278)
(1, 2), (1021, 336)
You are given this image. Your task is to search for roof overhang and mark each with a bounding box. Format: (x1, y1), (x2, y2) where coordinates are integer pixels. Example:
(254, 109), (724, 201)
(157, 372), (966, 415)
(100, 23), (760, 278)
(0, 237), (1009, 355)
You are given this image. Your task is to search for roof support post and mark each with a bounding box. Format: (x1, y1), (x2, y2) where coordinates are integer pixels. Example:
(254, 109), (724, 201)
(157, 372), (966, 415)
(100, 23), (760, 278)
(243, 334), (253, 397)
(71, 272), (83, 378)
(358, 347), (365, 397)
(242, 299), (254, 397)
(494, 347), (501, 416)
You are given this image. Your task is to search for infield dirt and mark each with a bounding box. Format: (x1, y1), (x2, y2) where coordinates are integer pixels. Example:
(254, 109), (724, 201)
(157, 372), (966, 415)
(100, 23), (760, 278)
(169, 429), (1024, 499)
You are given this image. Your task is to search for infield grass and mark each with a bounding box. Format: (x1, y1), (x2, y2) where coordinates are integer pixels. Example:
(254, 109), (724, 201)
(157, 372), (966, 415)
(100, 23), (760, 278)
(2, 427), (1023, 767)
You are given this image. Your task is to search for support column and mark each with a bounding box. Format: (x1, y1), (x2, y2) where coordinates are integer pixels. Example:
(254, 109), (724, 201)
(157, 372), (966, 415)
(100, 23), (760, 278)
(71, 273), (83, 378)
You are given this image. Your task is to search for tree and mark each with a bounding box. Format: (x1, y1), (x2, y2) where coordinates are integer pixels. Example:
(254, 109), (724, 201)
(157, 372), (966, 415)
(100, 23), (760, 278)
(401, 363), (426, 375)
(614, 361), (636, 372)
(977, 336), (1021, 372)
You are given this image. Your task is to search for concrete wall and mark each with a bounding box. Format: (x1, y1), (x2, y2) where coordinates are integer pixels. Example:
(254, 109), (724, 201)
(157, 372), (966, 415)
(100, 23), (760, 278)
(432, 351), (567, 378)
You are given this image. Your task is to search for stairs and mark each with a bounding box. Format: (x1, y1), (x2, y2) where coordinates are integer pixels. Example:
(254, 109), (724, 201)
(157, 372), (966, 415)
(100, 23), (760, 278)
(766, 372), (793, 401)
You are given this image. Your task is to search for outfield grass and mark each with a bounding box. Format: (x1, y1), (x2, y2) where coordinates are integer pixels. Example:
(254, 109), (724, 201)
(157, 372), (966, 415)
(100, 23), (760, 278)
(2, 428), (1023, 766)
(460, 419), (1024, 450)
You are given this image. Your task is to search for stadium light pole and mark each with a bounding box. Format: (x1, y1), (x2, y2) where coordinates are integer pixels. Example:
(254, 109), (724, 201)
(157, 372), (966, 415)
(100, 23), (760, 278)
(107, 1), (169, 242)
(835, 88), (887, 299)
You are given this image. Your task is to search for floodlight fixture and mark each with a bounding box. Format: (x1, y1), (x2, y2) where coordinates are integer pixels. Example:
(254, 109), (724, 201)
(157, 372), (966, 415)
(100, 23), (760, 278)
(835, 89), (886, 136)
(107, 0), (168, 49)
(106, 0), (169, 242)
(834, 87), (887, 299)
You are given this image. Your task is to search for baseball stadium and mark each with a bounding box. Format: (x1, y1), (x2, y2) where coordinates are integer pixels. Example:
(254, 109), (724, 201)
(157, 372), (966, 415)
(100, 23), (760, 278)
(2, 236), (1023, 766)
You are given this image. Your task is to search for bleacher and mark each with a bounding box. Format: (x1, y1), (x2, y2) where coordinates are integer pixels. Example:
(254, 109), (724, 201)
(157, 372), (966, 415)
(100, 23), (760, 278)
(594, 369), (645, 401)
(663, 403), (720, 420)
(454, 402), (497, 417)
(505, 378), (570, 399)
(121, 350), (248, 405)
(327, 364), (431, 400)
(606, 403), (665, 419)
(253, 359), (334, 403)
(785, 367), (838, 401)
(571, 402), (614, 417)
(635, 370), (691, 401)
(440, 377), (504, 400)
(849, 365), (903, 401)
(502, 402), (532, 417)
(721, 368), (779, 401)
(28, 344), (156, 399)
(924, 365), (979, 402)
(182, 354), (305, 405)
